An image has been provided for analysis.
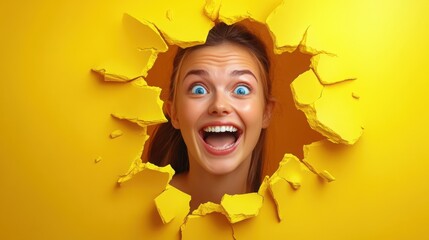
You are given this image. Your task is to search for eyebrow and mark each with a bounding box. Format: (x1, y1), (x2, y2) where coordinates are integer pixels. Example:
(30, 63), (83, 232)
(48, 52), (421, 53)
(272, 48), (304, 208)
(231, 70), (258, 82)
(183, 69), (258, 82)
(183, 69), (209, 79)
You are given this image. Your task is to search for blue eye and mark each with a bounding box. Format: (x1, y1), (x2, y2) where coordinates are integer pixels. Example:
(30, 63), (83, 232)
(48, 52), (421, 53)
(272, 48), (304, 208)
(234, 85), (251, 95)
(191, 85), (208, 95)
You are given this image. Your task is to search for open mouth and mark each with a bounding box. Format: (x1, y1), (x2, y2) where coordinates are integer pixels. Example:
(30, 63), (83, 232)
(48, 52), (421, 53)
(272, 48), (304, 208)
(199, 125), (242, 153)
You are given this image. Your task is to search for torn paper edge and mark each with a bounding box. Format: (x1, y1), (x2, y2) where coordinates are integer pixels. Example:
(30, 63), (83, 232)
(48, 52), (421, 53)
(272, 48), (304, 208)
(298, 26), (337, 56)
(93, 15), (168, 81)
(91, 68), (145, 83)
(310, 53), (357, 85)
(111, 113), (167, 128)
(108, 80), (167, 127)
(139, 48), (160, 77)
(265, 1), (299, 54)
(203, 0), (222, 21)
(187, 193), (264, 224)
(91, 48), (160, 82)
(290, 68), (324, 106)
(220, 193), (264, 224)
(264, 153), (335, 221)
(268, 176), (288, 221)
(117, 146), (175, 184)
(290, 55), (363, 145)
(155, 185), (191, 224)
(206, 0), (284, 35)
(296, 102), (357, 145)
(302, 142), (336, 182)
(123, 13), (169, 53)
(132, 12), (212, 49)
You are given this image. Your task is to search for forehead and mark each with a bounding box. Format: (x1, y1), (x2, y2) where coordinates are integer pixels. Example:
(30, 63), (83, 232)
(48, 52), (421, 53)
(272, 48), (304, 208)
(179, 42), (261, 77)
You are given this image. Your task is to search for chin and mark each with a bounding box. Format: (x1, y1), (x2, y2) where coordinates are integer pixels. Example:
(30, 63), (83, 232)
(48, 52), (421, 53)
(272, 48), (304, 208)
(199, 154), (248, 176)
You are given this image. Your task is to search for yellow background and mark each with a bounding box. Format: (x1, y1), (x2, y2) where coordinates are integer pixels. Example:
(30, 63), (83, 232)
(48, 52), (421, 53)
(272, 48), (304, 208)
(1, 0), (428, 239)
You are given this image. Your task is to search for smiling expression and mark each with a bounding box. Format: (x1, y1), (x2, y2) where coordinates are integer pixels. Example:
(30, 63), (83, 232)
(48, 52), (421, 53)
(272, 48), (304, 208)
(169, 42), (272, 176)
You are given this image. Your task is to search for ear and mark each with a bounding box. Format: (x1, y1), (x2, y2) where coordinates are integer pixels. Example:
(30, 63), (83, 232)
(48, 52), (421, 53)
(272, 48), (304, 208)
(262, 99), (275, 129)
(166, 101), (180, 129)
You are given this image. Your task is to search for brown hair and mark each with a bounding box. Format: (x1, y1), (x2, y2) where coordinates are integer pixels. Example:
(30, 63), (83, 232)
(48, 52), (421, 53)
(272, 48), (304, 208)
(148, 22), (272, 192)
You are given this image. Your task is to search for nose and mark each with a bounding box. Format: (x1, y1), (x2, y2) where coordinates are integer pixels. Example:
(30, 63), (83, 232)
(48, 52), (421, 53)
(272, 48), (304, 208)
(208, 92), (232, 116)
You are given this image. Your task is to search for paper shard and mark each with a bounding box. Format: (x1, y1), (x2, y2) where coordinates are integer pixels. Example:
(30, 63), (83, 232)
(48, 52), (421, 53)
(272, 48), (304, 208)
(191, 194), (264, 224)
(129, 1), (214, 48)
(302, 141), (336, 182)
(155, 185), (191, 224)
(270, 154), (306, 190)
(109, 129), (123, 139)
(266, 1), (351, 55)
(291, 68), (363, 145)
(203, 0), (221, 21)
(311, 54), (357, 85)
(267, 1), (363, 144)
(301, 159), (335, 182)
(192, 202), (225, 216)
(267, 153), (335, 221)
(117, 153), (174, 184)
(215, 0), (283, 24)
(266, 1), (306, 53)
(186, 193), (264, 224)
(109, 79), (167, 128)
(290, 69), (323, 106)
(220, 193), (263, 223)
(312, 80), (363, 145)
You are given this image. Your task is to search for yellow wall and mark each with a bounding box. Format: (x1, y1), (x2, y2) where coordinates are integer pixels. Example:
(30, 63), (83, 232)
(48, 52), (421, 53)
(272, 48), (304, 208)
(1, 0), (428, 239)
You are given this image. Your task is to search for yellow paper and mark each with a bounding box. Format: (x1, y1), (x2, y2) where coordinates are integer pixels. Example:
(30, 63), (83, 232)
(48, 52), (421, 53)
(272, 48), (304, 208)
(311, 54), (357, 85)
(220, 193), (264, 223)
(128, 0), (214, 48)
(2, 0), (428, 239)
(216, 0), (283, 24)
(155, 185), (191, 224)
(109, 129), (123, 139)
(290, 69), (324, 106)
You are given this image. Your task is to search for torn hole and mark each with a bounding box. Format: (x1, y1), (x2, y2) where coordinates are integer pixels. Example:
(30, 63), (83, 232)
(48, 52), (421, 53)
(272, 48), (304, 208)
(96, 5), (363, 237)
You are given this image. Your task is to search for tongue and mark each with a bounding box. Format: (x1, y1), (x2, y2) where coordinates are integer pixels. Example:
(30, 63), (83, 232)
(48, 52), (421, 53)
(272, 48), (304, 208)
(205, 132), (236, 148)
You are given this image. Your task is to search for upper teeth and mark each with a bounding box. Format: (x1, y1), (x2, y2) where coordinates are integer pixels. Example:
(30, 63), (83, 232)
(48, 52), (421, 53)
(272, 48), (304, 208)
(204, 126), (238, 133)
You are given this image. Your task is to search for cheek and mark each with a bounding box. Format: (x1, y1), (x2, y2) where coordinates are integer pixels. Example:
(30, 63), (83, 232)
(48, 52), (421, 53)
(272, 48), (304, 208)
(176, 98), (205, 128)
(236, 98), (266, 125)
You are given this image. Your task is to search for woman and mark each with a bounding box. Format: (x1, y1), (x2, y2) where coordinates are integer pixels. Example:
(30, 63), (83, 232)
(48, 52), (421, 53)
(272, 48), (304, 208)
(148, 23), (274, 210)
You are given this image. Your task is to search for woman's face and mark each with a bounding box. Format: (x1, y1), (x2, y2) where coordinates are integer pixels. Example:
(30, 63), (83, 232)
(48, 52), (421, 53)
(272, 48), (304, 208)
(170, 42), (272, 176)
